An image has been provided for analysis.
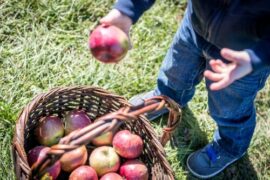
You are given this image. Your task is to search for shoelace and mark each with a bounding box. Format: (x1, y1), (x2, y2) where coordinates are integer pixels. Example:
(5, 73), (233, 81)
(206, 144), (220, 164)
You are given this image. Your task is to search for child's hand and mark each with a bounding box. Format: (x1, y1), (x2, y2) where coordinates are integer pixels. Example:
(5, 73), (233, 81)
(204, 48), (253, 91)
(100, 9), (132, 48)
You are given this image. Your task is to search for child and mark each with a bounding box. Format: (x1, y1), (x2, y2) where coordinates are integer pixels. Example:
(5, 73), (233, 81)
(100, 0), (270, 178)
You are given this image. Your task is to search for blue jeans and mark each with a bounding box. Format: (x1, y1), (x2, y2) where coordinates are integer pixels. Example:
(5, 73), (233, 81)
(155, 11), (270, 157)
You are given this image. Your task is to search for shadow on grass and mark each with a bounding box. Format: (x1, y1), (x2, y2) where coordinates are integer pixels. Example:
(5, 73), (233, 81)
(176, 108), (258, 180)
(153, 106), (258, 180)
(151, 106), (208, 178)
(152, 106), (208, 149)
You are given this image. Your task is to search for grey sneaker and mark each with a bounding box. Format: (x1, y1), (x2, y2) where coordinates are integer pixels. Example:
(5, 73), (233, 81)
(186, 142), (245, 179)
(129, 90), (169, 121)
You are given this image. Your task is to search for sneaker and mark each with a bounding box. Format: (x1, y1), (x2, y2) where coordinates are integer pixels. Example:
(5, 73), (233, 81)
(186, 142), (245, 179)
(129, 90), (169, 121)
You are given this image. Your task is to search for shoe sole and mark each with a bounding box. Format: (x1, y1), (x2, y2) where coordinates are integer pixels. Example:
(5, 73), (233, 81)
(128, 90), (156, 106)
(186, 152), (245, 179)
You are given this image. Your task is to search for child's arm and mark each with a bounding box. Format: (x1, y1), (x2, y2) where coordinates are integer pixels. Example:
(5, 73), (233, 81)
(246, 39), (270, 71)
(100, 0), (155, 48)
(100, 9), (132, 36)
(113, 0), (155, 24)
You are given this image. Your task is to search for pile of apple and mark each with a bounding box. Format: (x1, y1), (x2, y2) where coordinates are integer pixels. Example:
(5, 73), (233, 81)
(27, 109), (149, 180)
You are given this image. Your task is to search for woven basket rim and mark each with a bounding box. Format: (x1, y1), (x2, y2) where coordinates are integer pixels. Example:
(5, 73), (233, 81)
(12, 86), (179, 180)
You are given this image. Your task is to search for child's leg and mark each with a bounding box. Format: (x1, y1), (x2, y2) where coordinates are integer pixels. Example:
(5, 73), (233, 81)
(186, 44), (270, 178)
(205, 63), (270, 157)
(129, 8), (209, 120)
(155, 10), (208, 107)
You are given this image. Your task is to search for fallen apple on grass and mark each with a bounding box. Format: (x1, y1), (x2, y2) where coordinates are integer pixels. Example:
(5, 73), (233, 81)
(35, 116), (64, 146)
(120, 159), (149, 180)
(60, 145), (88, 172)
(69, 165), (98, 180)
(89, 146), (120, 176)
(89, 24), (129, 63)
(27, 146), (61, 180)
(64, 109), (92, 135)
(113, 130), (143, 159)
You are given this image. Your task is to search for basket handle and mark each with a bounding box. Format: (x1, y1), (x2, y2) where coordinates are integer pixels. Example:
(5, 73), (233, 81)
(31, 95), (181, 178)
(130, 95), (181, 146)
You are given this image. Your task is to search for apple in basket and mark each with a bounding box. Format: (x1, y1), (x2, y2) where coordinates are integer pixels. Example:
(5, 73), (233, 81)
(120, 159), (149, 180)
(35, 116), (64, 146)
(112, 130), (143, 159)
(89, 146), (120, 176)
(27, 146), (61, 180)
(100, 172), (123, 180)
(64, 109), (92, 135)
(69, 165), (98, 180)
(60, 145), (88, 172)
(89, 24), (129, 63)
(92, 131), (114, 146)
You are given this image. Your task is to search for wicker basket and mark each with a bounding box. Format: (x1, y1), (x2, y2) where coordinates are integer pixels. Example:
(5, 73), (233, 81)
(12, 86), (181, 180)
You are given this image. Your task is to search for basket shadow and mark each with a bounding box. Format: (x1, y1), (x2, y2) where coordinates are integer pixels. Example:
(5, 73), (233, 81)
(150, 106), (209, 177)
(186, 153), (258, 180)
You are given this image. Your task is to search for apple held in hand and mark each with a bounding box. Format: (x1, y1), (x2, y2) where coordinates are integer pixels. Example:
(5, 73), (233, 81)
(89, 24), (129, 63)
(113, 130), (143, 159)
(27, 146), (61, 180)
(89, 146), (120, 176)
(120, 159), (149, 180)
(60, 145), (88, 172)
(69, 166), (98, 180)
(64, 109), (92, 135)
(100, 172), (123, 180)
(35, 116), (64, 146)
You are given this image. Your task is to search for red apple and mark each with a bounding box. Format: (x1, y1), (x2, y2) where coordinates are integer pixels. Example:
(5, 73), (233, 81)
(27, 146), (61, 180)
(64, 109), (92, 135)
(120, 160), (149, 180)
(35, 116), (64, 146)
(113, 130), (143, 159)
(60, 145), (88, 172)
(27, 146), (49, 167)
(92, 131), (113, 146)
(100, 172), (123, 180)
(89, 24), (129, 63)
(89, 146), (120, 176)
(69, 166), (98, 180)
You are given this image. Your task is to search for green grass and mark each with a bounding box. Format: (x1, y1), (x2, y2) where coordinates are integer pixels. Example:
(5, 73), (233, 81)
(0, 0), (269, 179)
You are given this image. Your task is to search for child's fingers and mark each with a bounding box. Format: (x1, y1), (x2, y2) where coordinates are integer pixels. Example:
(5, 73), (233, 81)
(220, 48), (248, 63)
(210, 77), (231, 91)
(204, 70), (223, 81)
(209, 59), (225, 73)
(215, 59), (227, 68)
